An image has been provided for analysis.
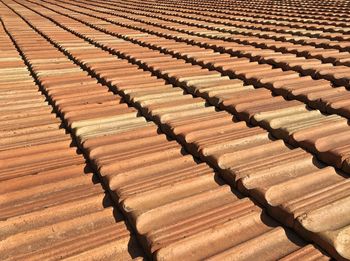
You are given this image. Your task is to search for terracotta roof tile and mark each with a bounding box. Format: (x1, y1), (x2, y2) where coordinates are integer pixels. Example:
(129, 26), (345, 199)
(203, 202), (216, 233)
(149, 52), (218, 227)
(1, 0), (349, 259)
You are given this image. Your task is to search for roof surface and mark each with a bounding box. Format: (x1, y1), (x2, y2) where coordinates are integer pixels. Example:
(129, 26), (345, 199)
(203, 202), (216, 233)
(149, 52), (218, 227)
(0, 0), (349, 260)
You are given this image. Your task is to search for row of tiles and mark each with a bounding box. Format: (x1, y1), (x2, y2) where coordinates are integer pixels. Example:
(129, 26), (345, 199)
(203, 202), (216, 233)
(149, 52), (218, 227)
(48, 0), (350, 122)
(0, 3), (331, 261)
(123, 0), (350, 22)
(0, 17), (144, 260)
(56, 0), (350, 86)
(3, 0), (348, 259)
(97, 0), (350, 44)
(51, 0), (350, 55)
(22, 0), (350, 177)
(31, 0), (350, 123)
(114, 0), (350, 67)
(156, 0), (350, 17)
(153, 0), (350, 23)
